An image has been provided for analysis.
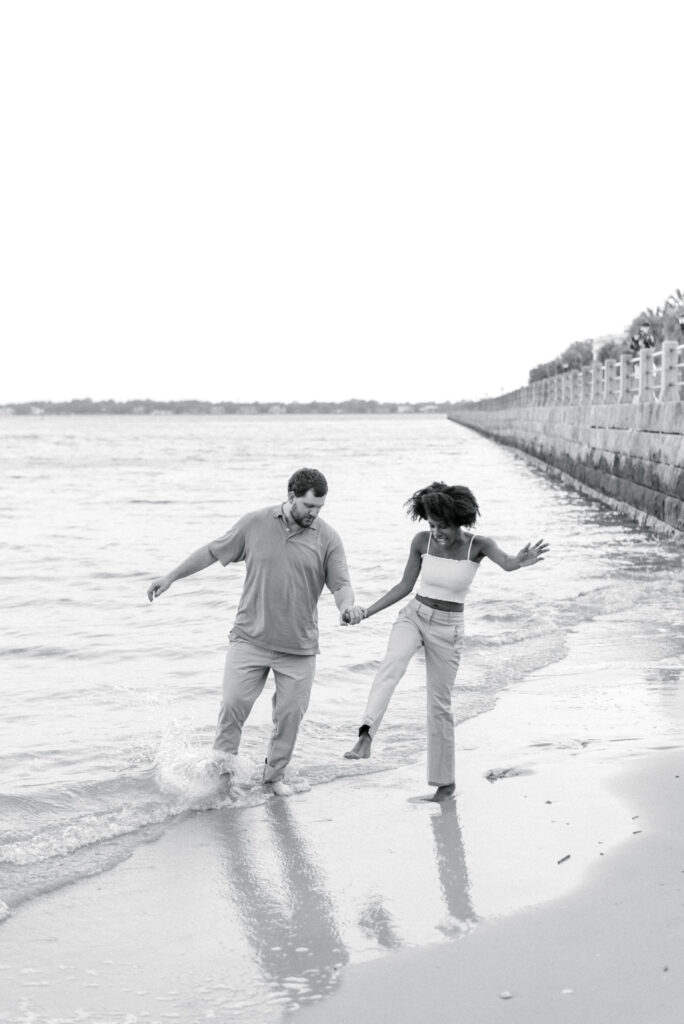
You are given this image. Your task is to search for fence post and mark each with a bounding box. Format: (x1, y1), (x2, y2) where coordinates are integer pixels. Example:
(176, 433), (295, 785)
(619, 353), (633, 403)
(570, 369), (581, 404)
(603, 359), (618, 403)
(591, 360), (603, 403)
(581, 365), (592, 404)
(561, 371), (571, 404)
(660, 340), (680, 401)
(637, 348), (655, 402)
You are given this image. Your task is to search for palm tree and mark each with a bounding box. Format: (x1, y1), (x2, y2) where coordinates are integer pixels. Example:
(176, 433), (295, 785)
(626, 306), (664, 350)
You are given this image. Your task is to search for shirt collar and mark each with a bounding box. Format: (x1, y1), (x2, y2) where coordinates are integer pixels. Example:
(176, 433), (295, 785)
(272, 504), (318, 530)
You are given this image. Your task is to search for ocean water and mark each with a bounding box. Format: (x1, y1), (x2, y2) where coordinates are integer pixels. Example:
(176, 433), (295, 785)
(1, 413), (683, 922)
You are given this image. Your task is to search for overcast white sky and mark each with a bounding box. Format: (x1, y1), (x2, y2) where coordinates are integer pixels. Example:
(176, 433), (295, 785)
(2, 1), (682, 404)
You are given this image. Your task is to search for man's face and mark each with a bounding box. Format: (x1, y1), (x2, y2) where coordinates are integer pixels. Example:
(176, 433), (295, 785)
(289, 489), (326, 528)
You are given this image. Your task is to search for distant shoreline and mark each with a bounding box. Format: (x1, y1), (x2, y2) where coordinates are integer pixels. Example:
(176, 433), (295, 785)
(0, 399), (464, 416)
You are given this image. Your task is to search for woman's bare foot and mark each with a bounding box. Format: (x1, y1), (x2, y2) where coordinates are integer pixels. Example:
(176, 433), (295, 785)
(431, 783), (455, 802)
(344, 734), (372, 759)
(266, 779), (292, 797)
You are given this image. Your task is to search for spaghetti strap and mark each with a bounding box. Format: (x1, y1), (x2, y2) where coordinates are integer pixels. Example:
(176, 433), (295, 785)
(467, 534), (475, 560)
(426, 533), (431, 554)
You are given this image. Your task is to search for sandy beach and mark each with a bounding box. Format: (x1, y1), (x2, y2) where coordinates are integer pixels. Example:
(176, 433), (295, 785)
(2, 605), (684, 1024)
(297, 751), (684, 1024)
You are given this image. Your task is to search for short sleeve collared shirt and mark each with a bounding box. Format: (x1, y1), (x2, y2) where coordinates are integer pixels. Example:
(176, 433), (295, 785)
(208, 505), (351, 655)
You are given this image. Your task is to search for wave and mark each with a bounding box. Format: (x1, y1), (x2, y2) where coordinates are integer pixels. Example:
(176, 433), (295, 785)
(2, 565), (680, 921)
(0, 581), (618, 874)
(0, 800), (172, 868)
(344, 660), (382, 674)
(91, 570), (150, 579)
(0, 645), (72, 659)
(0, 715), (415, 921)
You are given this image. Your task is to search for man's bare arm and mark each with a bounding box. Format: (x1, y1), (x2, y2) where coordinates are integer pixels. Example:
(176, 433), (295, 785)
(333, 585), (366, 625)
(147, 544), (218, 601)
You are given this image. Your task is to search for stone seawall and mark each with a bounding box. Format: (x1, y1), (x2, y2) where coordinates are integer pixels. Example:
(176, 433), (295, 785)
(449, 402), (684, 536)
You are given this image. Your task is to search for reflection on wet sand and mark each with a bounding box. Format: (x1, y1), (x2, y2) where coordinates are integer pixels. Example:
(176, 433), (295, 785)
(645, 666), (683, 692)
(430, 800), (476, 934)
(358, 893), (402, 949)
(213, 798), (348, 1007)
(209, 786), (476, 1014)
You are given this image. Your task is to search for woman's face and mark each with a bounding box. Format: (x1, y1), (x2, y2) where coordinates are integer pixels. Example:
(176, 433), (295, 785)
(426, 517), (462, 547)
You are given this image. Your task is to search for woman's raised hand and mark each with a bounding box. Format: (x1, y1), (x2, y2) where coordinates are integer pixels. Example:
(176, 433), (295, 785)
(517, 539), (549, 567)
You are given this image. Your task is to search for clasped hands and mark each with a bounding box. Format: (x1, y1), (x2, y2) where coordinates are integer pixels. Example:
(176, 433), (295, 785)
(340, 606), (367, 625)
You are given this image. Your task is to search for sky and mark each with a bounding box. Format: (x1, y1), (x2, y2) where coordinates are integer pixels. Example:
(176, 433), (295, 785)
(2, 0), (683, 405)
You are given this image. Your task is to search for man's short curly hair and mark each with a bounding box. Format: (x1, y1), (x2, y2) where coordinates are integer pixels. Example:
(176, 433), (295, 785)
(287, 468), (328, 498)
(405, 482), (479, 527)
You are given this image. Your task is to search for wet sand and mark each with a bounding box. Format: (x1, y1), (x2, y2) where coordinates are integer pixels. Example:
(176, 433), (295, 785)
(2, 613), (684, 1023)
(3, 745), (683, 1024)
(297, 749), (684, 1024)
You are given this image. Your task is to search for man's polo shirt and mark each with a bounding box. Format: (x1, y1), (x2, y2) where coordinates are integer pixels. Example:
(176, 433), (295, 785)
(208, 505), (351, 655)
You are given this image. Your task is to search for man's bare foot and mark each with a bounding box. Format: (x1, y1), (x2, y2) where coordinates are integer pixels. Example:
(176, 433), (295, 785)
(344, 734), (372, 759)
(431, 783), (455, 802)
(266, 779), (292, 797)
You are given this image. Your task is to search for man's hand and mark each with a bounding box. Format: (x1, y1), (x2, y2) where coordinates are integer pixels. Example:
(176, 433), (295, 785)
(341, 606), (366, 625)
(147, 576), (172, 602)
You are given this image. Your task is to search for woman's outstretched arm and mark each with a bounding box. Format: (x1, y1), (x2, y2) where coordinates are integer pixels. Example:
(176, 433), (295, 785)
(479, 536), (548, 572)
(359, 534), (424, 620)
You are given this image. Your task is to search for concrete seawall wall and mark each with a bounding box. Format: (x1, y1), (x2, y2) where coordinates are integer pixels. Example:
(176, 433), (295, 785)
(449, 402), (684, 536)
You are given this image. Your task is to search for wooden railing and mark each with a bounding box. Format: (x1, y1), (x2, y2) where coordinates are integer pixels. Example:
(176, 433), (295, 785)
(465, 341), (684, 410)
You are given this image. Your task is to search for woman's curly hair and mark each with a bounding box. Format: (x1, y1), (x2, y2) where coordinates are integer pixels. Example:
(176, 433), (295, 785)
(405, 482), (479, 528)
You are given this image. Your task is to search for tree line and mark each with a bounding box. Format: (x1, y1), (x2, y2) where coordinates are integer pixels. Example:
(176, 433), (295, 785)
(4, 398), (461, 416)
(528, 287), (684, 383)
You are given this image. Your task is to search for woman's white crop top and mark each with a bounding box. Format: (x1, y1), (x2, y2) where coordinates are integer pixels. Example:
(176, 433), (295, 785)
(419, 534), (479, 603)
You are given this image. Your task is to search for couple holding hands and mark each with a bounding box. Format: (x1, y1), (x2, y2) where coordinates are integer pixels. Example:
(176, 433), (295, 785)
(147, 468), (547, 800)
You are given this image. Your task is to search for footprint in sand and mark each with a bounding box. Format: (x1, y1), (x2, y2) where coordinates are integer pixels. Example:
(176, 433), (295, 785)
(485, 766), (534, 783)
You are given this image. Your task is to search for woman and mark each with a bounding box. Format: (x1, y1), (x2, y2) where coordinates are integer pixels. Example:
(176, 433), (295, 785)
(344, 482), (548, 800)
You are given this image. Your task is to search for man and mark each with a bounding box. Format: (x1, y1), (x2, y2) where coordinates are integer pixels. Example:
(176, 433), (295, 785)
(147, 468), (363, 795)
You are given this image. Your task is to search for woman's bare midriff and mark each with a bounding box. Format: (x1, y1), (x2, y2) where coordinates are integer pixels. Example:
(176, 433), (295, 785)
(416, 594), (464, 612)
